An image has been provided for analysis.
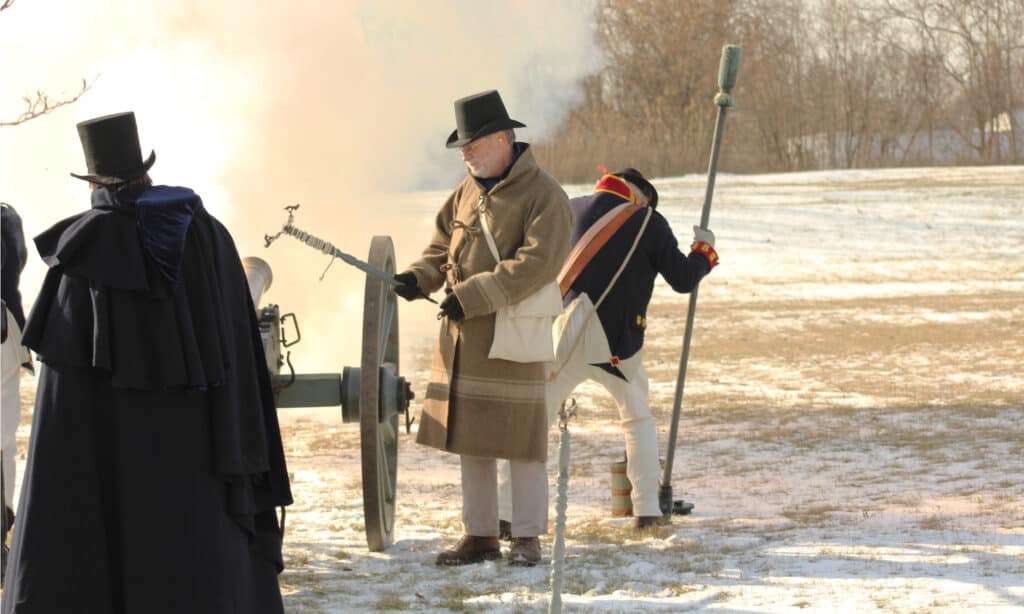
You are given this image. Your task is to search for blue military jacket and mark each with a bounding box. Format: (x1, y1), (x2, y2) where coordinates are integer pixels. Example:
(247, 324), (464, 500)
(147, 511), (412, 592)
(564, 190), (711, 374)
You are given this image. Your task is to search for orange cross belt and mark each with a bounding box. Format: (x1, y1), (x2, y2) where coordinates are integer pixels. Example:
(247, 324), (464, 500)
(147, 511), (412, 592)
(557, 203), (643, 296)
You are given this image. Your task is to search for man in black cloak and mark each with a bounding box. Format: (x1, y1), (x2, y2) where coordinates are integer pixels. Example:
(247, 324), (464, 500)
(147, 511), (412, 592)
(1, 112), (293, 613)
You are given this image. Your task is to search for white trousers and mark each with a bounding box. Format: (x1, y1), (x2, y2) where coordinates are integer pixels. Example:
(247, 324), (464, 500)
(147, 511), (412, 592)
(498, 350), (663, 518)
(461, 455), (548, 538)
(2, 311), (24, 506)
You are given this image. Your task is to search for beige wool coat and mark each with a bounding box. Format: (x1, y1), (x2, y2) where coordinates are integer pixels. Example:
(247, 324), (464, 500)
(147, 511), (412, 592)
(408, 145), (573, 463)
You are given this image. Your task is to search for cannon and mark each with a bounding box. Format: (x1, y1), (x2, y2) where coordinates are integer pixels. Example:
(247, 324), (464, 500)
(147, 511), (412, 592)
(242, 234), (414, 552)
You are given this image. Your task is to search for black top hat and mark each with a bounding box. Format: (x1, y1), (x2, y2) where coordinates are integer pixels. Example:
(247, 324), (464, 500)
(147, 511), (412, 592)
(446, 90), (526, 148)
(70, 112), (156, 185)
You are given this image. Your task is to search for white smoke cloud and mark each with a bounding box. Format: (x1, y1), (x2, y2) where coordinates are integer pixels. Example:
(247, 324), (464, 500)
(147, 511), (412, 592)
(0, 0), (603, 371)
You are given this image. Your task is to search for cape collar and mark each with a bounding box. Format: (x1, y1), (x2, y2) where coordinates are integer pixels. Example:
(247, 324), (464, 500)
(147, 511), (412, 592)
(92, 185), (203, 285)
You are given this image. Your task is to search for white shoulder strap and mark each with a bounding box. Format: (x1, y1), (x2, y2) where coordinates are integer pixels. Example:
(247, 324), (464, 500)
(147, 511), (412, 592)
(594, 206), (652, 309)
(480, 203), (652, 298)
(478, 210), (502, 263)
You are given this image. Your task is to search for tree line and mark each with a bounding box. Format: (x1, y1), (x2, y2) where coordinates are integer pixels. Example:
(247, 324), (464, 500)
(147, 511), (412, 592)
(5, 0), (1021, 179)
(534, 0), (1024, 181)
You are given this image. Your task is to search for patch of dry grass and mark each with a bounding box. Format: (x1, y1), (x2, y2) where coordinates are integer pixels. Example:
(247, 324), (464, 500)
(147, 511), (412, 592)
(435, 584), (490, 612)
(917, 515), (953, 531)
(780, 504), (846, 527)
(371, 592), (410, 611)
(646, 290), (1024, 413)
(567, 519), (639, 546)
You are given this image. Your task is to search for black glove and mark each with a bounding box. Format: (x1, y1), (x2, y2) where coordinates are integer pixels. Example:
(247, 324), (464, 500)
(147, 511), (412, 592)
(393, 272), (420, 301)
(438, 291), (465, 321)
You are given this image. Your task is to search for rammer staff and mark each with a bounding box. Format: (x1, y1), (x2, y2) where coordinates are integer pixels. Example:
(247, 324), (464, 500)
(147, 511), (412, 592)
(660, 44), (741, 515)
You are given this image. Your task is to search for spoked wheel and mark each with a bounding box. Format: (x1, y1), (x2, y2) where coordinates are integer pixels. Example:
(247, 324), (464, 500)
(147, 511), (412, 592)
(359, 236), (402, 551)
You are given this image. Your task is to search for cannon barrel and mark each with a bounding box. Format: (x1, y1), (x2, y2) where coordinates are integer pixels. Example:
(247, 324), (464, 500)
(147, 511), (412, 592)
(242, 256), (274, 309)
(243, 256), (284, 375)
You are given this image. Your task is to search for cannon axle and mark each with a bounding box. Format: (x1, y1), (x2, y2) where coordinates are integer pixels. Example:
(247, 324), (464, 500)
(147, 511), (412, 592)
(269, 366), (412, 426)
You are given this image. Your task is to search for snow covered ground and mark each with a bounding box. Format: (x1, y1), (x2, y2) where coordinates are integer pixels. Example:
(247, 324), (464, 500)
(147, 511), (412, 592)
(9, 165), (1024, 612)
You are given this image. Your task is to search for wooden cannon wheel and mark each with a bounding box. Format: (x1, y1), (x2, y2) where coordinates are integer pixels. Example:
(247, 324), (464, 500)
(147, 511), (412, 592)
(260, 224), (413, 551)
(359, 236), (402, 551)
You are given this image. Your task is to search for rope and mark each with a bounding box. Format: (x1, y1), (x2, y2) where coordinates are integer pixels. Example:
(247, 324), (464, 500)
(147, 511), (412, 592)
(265, 205), (355, 261)
(284, 224), (335, 255)
(263, 205), (397, 286)
(449, 219), (480, 236)
(549, 397), (578, 614)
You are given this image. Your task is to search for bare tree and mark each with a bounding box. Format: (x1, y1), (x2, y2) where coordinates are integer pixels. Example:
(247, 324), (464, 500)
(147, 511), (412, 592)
(1, 0), (94, 126)
(884, 0), (1024, 163)
(0, 79), (93, 127)
(525, 0), (1024, 178)
(870, 2), (953, 165)
(735, 0), (818, 170)
(536, 0), (745, 181)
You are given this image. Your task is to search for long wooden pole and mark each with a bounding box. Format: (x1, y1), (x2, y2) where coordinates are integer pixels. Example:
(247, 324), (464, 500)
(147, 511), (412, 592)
(660, 44), (741, 515)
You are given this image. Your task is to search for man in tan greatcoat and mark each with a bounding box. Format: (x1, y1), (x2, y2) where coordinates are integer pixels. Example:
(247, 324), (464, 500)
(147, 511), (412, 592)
(393, 90), (572, 566)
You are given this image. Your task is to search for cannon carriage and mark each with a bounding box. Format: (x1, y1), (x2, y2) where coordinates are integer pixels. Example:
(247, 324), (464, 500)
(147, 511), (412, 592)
(243, 234), (414, 552)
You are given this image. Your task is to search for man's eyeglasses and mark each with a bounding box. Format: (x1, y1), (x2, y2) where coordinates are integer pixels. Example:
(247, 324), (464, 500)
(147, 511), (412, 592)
(458, 132), (505, 155)
(458, 138), (485, 155)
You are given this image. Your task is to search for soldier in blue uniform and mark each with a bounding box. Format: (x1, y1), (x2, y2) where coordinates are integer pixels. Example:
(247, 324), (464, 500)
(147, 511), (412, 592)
(499, 168), (718, 530)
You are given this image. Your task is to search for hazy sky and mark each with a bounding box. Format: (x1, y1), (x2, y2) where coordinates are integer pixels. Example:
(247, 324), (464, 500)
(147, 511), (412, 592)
(0, 0), (603, 369)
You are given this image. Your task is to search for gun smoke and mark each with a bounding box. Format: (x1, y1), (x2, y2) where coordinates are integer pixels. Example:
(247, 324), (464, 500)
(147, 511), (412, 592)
(0, 0), (603, 371)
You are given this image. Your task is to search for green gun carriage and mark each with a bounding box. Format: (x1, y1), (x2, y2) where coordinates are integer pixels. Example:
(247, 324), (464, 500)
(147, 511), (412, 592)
(243, 234), (412, 552)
